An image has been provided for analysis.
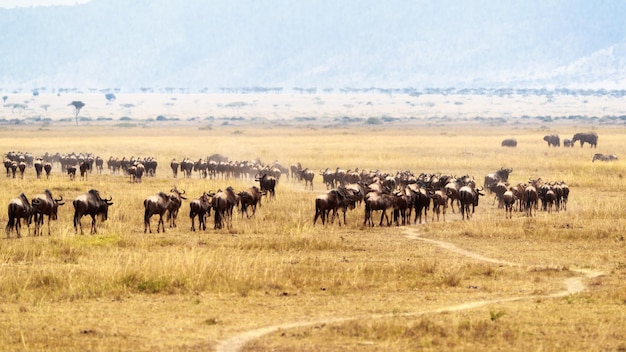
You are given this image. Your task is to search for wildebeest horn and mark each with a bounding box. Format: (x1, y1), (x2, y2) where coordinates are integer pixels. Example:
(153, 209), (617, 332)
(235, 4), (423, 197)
(55, 195), (63, 202)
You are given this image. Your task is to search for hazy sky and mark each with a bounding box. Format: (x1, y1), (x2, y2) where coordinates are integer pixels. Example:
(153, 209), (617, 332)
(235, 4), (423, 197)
(0, 0), (89, 8)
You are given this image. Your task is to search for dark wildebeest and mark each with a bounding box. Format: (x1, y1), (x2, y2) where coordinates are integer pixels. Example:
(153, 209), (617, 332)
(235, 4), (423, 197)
(95, 156), (104, 174)
(79, 161), (90, 180)
(572, 131), (598, 148)
(484, 168), (512, 194)
(524, 185), (538, 217)
(6, 193), (33, 238)
(559, 181), (569, 211)
(238, 186), (262, 218)
(144, 192), (173, 233)
(431, 189), (448, 222)
(18, 161), (26, 179)
(502, 190), (516, 219)
(299, 168), (315, 191)
(313, 187), (350, 226)
(363, 188), (395, 227)
(563, 138), (574, 147)
(44, 162), (52, 179)
(501, 138), (517, 147)
(408, 184), (430, 224)
(189, 192), (213, 231)
(212, 187), (239, 229)
(67, 165), (77, 180)
(34, 159), (43, 179)
(320, 168), (335, 189)
(543, 134), (560, 147)
(592, 153), (618, 162)
(458, 186), (484, 220)
(73, 189), (113, 235)
(166, 186), (186, 228)
(255, 173), (276, 199)
(31, 190), (65, 236)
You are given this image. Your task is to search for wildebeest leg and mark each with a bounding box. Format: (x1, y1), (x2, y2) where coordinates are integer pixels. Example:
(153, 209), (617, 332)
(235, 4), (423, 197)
(157, 214), (165, 233)
(144, 210), (151, 233)
(190, 214), (196, 231)
(90, 214), (97, 234)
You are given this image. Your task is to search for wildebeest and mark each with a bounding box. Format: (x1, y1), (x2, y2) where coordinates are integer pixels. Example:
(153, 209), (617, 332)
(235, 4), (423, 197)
(483, 168), (512, 193)
(67, 165), (77, 180)
(166, 186), (186, 228)
(6, 193), (33, 238)
(34, 159), (43, 179)
(524, 185), (538, 217)
(212, 186), (239, 229)
(363, 188), (395, 227)
(431, 189), (448, 222)
(501, 138), (517, 147)
(144, 192), (175, 233)
(592, 153), (618, 162)
(572, 131), (598, 148)
(79, 161), (90, 180)
(320, 168), (335, 189)
(238, 186), (262, 218)
(313, 187), (353, 226)
(458, 186), (484, 220)
(189, 192), (213, 231)
(31, 190), (65, 236)
(543, 134), (560, 147)
(18, 161), (26, 179)
(299, 168), (315, 190)
(408, 184), (430, 224)
(73, 189), (113, 235)
(44, 162), (52, 179)
(255, 173), (276, 199)
(502, 190), (516, 219)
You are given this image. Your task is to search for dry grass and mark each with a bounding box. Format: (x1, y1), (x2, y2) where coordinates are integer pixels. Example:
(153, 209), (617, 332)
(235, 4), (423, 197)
(0, 123), (624, 351)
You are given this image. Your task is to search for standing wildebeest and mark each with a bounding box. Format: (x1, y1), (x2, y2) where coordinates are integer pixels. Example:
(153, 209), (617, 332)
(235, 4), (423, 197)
(313, 188), (350, 226)
(320, 168), (335, 189)
(34, 159), (43, 179)
(238, 186), (262, 218)
(255, 173), (276, 199)
(300, 168), (315, 191)
(73, 189), (113, 235)
(458, 186), (484, 220)
(592, 153), (618, 162)
(501, 138), (517, 147)
(502, 190), (516, 219)
(44, 162), (52, 179)
(144, 192), (174, 233)
(18, 161), (26, 179)
(166, 186), (186, 228)
(67, 165), (77, 180)
(212, 187), (239, 229)
(31, 190), (65, 236)
(572, 131), (598, 148)
(189, 192), (213, 231)
(79, 161), (90, 180)
(431, 189), (448, 222)
(484, 167), (512, 193)
(543, 134), (560, 147)
(363, 188), (395, 227)
(524, 185), (539, 217)
(6, 193), (33, 238)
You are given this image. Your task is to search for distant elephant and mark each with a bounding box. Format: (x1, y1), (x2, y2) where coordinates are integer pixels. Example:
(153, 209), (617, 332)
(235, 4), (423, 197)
(563, 138), (574, 147)
(572, 131), (598, 148)
(543, 134), (560, 147)
(501, 138), (517, 147)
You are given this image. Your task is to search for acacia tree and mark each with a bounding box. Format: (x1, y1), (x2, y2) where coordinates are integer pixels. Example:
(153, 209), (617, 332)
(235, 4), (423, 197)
(70, 101), (85, 125)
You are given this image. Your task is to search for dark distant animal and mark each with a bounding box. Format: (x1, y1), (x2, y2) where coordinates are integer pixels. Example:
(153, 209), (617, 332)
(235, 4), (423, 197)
(314, 188), (349, 226)
(73, 189), (113, 235)
(592, 153), (618, 162)
(144, 192), (175, 233)
(31, 190), (65, 236)
(255, 173), (276, 199)
(320, 168), (335, 189)
(238, 186), (262, 218)
(299, 168), (315, 190)
(189, 192), (213, 231)
(95, 156), (104, 174)
(18, 161), (26, 179)
(363, 189), (395, 227)
(167, 186), (186, 228)
(67, 165), (77, 180)
(524, 185), (538, 217)
(6, 193), (33, 238)
(34, 159), (43, 179)
(501, 138), (517, 147)
(212, 187), (239, 229)
(409, 184), (430, 224)
(79, 161), (90, 180)
(4, 159), (11, 177)
(458, 186), (484, 220)
(431, 189), (448, 222)
(563, 138), (574, 147)
(572, 131), (598, 148)
(543, 134), (560, 147)
(44, 162), (52, 179)
(502, 190), (516, 219)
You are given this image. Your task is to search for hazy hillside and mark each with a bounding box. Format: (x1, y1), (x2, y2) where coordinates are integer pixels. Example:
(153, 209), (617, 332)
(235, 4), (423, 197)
(1, 0), (625, 92)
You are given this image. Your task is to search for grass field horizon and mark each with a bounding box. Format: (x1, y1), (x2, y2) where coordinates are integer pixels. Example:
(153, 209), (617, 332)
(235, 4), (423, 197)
(0, 121), (624, 351)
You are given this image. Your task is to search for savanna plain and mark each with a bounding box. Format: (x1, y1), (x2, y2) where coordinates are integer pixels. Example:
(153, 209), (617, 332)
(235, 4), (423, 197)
(0, 113), (625, 351)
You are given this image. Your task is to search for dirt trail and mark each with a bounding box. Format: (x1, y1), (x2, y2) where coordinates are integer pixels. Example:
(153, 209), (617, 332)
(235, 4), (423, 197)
(215, 227), (604, 352)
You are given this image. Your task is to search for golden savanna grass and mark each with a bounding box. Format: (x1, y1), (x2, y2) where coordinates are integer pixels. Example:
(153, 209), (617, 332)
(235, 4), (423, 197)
(0, 122), (624, 351)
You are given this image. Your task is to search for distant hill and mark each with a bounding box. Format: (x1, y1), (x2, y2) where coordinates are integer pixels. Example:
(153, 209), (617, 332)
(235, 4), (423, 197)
(1, 0), (625, 92)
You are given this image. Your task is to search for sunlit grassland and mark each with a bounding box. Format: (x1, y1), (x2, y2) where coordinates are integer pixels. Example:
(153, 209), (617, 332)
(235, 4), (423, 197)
(0, 124), (624, 351)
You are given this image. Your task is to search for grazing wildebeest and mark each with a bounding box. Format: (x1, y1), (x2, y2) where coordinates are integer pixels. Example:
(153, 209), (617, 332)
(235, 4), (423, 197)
(592, 153), (618, 162)
(543, 134), (560, 147)
(299, 168), (315, 190)
(6, 193), (33, 238)
(572, 131), (598, 148)
(166, 186), (186, 228)
(458, 186), (484, 220)
(73, 189), (113, 235)
(212, 187), (239, 229)
(238, 186), (262, 218)
(67, 165), (77, 180)
(255, 173), (276, 199)
(189, 192), (213, 231)
(31, 190), (65, 236)
(501, 138), (517, 147)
